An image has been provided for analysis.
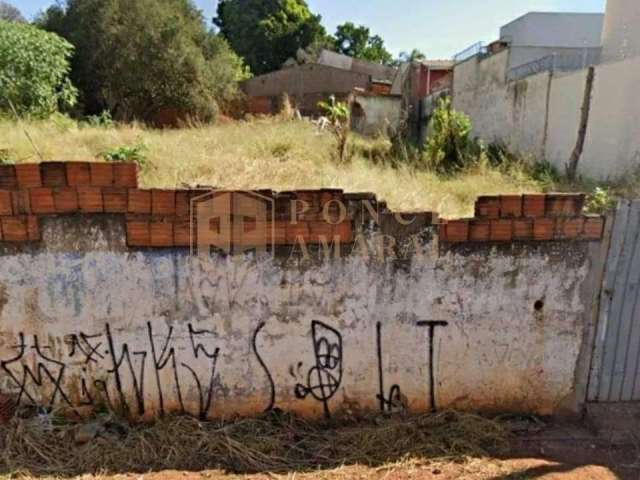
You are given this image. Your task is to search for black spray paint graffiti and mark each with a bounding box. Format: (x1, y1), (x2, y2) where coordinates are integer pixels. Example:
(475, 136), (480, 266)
(1, 333), (75, 410)
(375, 322), (403, 413)
(1, 318), (449, 418)
(252, 322), (276, 412)
(416, 320), (449, 412)
(295, 321), (343, 418)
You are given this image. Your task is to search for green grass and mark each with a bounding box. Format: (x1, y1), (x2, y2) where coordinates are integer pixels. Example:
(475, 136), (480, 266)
(0, 116), (573, 218)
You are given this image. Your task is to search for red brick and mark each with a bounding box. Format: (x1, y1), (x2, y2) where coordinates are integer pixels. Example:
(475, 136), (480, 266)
(307, 220), (334, 243)
(77, 186), (103, 213)
(103, 187), (128, 213)
(175, 191), (191, 218)
(500, 195), (523, 218)
(556, 217), (585, 239)
(15, 164), (41, 188)
(126, 221), (150, 247)
(90, 163), (114, 187)
(150, 222), (174, 247)
(11, 191), (30, 215)
(66, 163), (91, 186)
(27, 216), (40, 241)
(475, 196), (500, 218)
(1, 216), (27, 242)
(40, 162), (67, 187)
(546, 194), (586, 217)
(152, 190), (176, 216)
(30, 188), (55, 214)
(583, 216), (605, 240)
(53, 187), (79, 213)
(0, 166), (17, 189)
(445, 220), (469, 243)
(533, 218), (555, 241)
(114, 163), (138, 188)
(513, 219), (534, 241)
(0, 190), (12, 216)
(523, 194), (546, 218)
(469, 219), (490, 242)
(286, 221), (310, 244)
(174, 220), (191, 247)
(490, 219), (513, 242)
(128, 189), (151, 214)
(333, 220), (353, 244)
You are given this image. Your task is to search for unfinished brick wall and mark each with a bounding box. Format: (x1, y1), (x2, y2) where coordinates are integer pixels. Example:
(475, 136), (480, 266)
(0, 162), (606, 248)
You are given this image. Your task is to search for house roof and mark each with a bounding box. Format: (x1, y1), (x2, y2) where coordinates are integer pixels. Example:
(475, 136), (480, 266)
(420, 59), (455, 69)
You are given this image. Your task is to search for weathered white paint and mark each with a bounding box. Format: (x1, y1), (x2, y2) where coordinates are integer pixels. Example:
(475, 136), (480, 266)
(601, 0), (640, 63)
(0, 219), (595, 420)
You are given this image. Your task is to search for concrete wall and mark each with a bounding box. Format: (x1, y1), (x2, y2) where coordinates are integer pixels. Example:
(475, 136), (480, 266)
(509, 46), (601, 71)
(601, 0), (640, 63)
(579, 56), (640, 178)
(0, 214), (599, 421)
(452, 50), (549, 158)
(241, 64), (370, 98)
(500, 12), (604, 49)
(451, 48), (640, 179)
(351, 94), (403, 136)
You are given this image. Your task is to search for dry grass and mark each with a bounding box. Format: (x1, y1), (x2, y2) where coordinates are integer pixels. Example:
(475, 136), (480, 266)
(0, 411), (508, 478)
(0, 117), (543, 218)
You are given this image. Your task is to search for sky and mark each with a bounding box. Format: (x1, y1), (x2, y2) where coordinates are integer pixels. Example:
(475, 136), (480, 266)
(17, 0), (606, 58)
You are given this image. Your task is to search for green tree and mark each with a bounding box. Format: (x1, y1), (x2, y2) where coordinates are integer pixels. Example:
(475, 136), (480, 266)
(333, 22), (393, 65)
(214, 0), (326, 75)
(0, 21), (77, 117)
(0, 1), (24, 22)
(397, 48), (426, 64)
(39, 0), (249, 122)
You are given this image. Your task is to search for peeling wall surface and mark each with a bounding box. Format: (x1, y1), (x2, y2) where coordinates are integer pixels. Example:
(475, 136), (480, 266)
(0, 214), (596, 420)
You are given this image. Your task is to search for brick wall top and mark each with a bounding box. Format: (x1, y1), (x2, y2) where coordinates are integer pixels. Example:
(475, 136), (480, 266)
(0, 162), (605, 247)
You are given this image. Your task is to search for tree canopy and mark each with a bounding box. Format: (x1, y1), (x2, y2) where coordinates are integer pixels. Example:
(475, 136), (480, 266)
(0, 1), (24, 22)
(214, 0), (326, 75)
(332, 22), (393, 65)
(0, 21), (77, 117)
(39, 0), (249, 122)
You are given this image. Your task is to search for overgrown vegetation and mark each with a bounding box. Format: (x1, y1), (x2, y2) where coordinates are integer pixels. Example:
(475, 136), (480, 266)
(0, 20), (77, 117)
(0, 411), (508, 476)
(318, 97), (350, 162)
(38, 0), (249, 122)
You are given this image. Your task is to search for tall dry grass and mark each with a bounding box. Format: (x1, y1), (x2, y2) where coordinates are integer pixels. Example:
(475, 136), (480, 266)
(0, 117), (543, 218)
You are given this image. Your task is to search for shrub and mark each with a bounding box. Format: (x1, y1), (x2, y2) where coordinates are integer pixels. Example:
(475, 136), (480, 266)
(0, 21), (77, 117)
(424, 98), (476, 174)
(318, 97), (350, 162)
(100, 144), (147, 169)
(585, 187), (616, 214)
(39, 0), (249, 122)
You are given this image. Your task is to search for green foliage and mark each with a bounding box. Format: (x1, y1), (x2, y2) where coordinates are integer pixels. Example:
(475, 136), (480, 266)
(318, 97), (350, 162)
(100, 144), (147, 168)
(424, 98), (476, 173)
(39, 0), (249, 122)
(332, 22), (392, 65)
(214, 0), (325, 75)
(530, 159), (560, 187)
(85, 110), (114, 128)
(0, 21), (77, 117)
(586, 187), (616, 214)
(0, 149), (14, 164)
(397, 49), (426, 64)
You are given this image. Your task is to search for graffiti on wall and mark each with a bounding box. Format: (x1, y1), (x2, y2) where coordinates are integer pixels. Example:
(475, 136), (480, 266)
(0, 319), (448, 419)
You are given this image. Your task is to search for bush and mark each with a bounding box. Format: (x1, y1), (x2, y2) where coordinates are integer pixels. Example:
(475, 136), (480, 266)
(0, 21), (77, 117)
(39, 0), (249, 122)
(585, 187), (616, 214)
(424, 98), (477, 174)
(100, 144), (147, 169)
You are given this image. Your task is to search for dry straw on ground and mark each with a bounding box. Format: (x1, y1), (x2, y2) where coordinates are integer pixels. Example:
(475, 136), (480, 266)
(0, 411), (508, 477)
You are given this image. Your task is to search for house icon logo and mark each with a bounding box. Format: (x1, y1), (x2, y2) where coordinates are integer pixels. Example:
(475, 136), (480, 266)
(190, 191), (276, 258)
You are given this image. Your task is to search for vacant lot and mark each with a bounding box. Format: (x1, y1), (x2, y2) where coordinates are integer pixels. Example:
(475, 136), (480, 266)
(0, 117), (546, 218)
